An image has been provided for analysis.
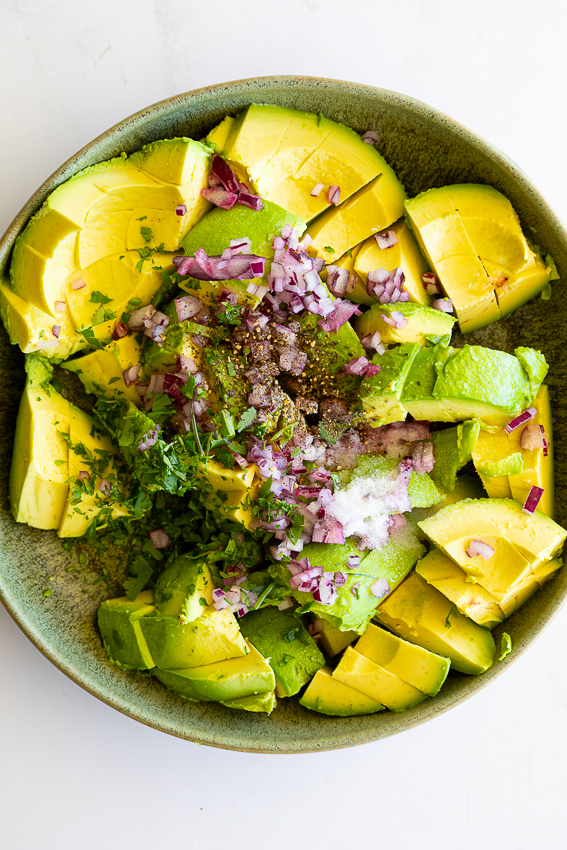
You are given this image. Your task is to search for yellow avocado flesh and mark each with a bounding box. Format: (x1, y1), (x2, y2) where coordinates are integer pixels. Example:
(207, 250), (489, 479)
(355, 301), (455, 346)
(62, 334), (144, 405)
(415, 548), (504, 629)
(496, 558), (562, 617)
(306, 175), (406, 263)
(221, 690), (277, 714)
(299, 666), (384, 717)
(153, 640), (275, 703)
(11, 228), (80, 317)
(350, 220), (430, 306)
(204, 486), (258, 531)
(313, 618), (357, 658)
(198, 458), (256, 492)
(333, 647), (427, 711)
(10, 386), (70, 529)
(375, 572), (496, 675)
(140, 608), (248, 670)
(97, 593), (156, 671)
(355, 622), (449, 696)
(0, 281), (84, 359)
(480, 499), (566, 570)
(220, 104), (388, 222)
(58, 404), (128, 538)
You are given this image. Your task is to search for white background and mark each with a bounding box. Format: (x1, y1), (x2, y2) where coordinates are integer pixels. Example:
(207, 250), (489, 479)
(1, 1), (567, 848)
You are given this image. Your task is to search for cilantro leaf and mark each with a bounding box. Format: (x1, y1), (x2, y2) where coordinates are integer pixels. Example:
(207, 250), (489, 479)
(236, 406), (256, 432)
(89, 291), (113, 305)
(74, 326), (105, 350)
(140, 226), (153, 243)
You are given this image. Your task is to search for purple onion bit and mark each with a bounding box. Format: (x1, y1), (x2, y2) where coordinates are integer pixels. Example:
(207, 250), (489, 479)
(370, 578), (391, 599)
(465, 539), (495, 560)
(375, 229), (398, 249)
(522, 486), (544, 515)
(505, 407), (537, 434)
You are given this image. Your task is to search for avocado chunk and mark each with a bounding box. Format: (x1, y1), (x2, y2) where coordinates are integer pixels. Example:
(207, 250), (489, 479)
(355, 622), (450, 696)
(399, 342), (452, 422)
(204, 485), (258, 531)
(221, 690), (277, 714)
(349, 219), (430, 306)
(355, 302), (455, 346)
(63, 333), (144, 405)
(496, 557), (562, 618)
(239, 607), (324, 697)
(153, 554), (214, 624)
(299, 665), (385, 716)
(10, 382), (71, 529)
(0, 279), (85, 359)
(306, 175), (406, 264)
(428, 420), (480, 494)
(312, 618), (358, 658)
(333, 647), (428, 711)
(375, 571), (496, 675)
(340, 454), (445, 511)
(153, 640), (275, 702)
(97, 590), (155, 670)
(213, 103), (390, 222)
(415, 548), (505, 629)
(359, 342), (420, 426)
(139, 607), (248, 670)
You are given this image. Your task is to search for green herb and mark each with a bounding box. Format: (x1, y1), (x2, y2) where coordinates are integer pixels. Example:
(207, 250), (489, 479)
(445, 604), (457, 629)
(253, 582), (275, 610)
(284, 629), (298, 643)
(89, 291), (113, 305)
(499, 632), (512, 661)
(324, 246), (335, 253)
(74, 326), (105, 350)
(199, 597), (208, 607)
(318, 112), (324, 127)
(136, 216), (147, 221)
(227, 360), (236, 377)
(43, 589), (52, 598)
(236, 407), (257, 432)
(347, 249), (353, 258)
(108, 376), (121, 385)
(140, 226), (153, 243)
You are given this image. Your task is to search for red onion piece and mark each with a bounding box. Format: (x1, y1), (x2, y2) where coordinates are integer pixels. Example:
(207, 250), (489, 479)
(175, 295), (203, 322)
(112, 322), (128, 340)
(71, 278), (86, 290)
(431, 298), (453, 313)
(312, 572), (338, 606)
(375, 230), (398, 249)
(328, 185), (341, 205)
(370, 578), (391, 599)
(334, 571), (347, 588)
(211, 153), (239, 194)
(122, 364), (140, 387)
(99, 479), (113, 496)
(360, 330), (383, 351)
(175, 204), (187, 216)
(150, 529), (171, 549)
(200, 186), (238, 209)
(422, 272), (440, 294)
(365, 363), (382, 377)
(137, 425), (161, 451)
(522, 486), (544, 515)
(238, 192), (264, 211)
(78, 471), (89, 481)
(55, 301), (66, 313)
(520, 422), (546, 451)
(412, 441), (435, 473)
(505, 407), (537, 434)
(173, 252), (266, 281)
(351, 582), (360, 597)
(128, 304), (156, 330)
(348, 554), (361, 568)
(543, 438), (549, 457)
(361, 130), (380, 145)
(344, 356), (370, 376)
(310, 183), (325, 198)
(52, 325), (60, 338)
(466, 539), (495, 560)
(381, 310), (408, 330)
(318, 300), (362, 333)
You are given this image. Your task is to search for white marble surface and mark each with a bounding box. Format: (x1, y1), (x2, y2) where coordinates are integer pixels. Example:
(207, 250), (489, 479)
(1, 1), (567, 847)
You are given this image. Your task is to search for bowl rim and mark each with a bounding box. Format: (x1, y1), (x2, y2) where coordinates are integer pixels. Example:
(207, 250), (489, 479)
(1, 74), (567, 753)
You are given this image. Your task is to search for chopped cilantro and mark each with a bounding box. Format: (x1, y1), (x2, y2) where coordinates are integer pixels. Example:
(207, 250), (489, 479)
(236, 406), (256, 432)
(108, 376), (121, 385)
(324, 246), (335, 253)
(136, 216), (147, 221)
(75, 326), (105, 350)
(89, 291), (113, 305)
(199, 597), (208, 606)
(140, 226), (153, 243)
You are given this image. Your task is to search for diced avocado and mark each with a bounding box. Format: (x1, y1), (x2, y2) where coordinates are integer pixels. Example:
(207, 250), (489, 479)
(153, 554), (214, 624)
(432, 345), (544, 426)
(206, 115), (236, 156)
(65, 250), (174, 342)
(299, 665), (385, 717)
(313, 617), (357, 658)
(415, 548), (505, 629)
(497, 557), (562, 617)
(428, 420), (480, 494)
(344, 454), (444, 510)
(221, 690), (277, 714)
(204, 485), (258, 531)
(355, 302), (455, 346)
(359, 342), (420, 426)
(239, 607), (324, 697)
(333, 647), (427, 711)
(477, 499), (566, 570)
(97, 590), (155, 670)
(0, 279), (85, 358)
(355, 622), (450, 696)
(9, 383), (70, 529)
(153, 640), (275, 702)
(375, 571), (496, 675)
(400, 342), (453, 422)
(218, 104), (390, 222)
(307, 175), (406, 264)
(350, 219), (430, 306)
(405, 187), (499, 333)
(63, 333), (144, 405)
(139, 607), (248, 670)
(292, 312), (365, 404)
(199, 457), (256, 493)
(418, 499), (534, 597)
(181, 197), (306, 262)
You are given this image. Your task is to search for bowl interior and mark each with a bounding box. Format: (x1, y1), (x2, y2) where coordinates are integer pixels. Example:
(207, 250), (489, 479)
(1, 77), (566, 753)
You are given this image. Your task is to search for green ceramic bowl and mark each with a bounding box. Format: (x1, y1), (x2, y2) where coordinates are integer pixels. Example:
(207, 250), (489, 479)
(1, 77), (566, 753)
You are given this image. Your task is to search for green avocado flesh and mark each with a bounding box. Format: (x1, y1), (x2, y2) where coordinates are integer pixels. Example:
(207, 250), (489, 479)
(5, 103), (565, 719)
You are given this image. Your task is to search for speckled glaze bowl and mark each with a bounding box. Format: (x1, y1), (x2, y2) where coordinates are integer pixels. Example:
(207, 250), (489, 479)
(1, 77), (566, 753)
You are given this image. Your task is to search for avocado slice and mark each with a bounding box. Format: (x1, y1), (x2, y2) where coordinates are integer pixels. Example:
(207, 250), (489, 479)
(239, 607), (324, 697)
(306, 174), (406, 263)
(348, 219), (430, 306)
(139, 607), (248, 670)
(63, 333), (144, 405)
(359, 342), (420, 426)
(428, 420), (480, 494)
(399, 342), (452, 422)
(496, 557), (562, 618)
(153, 640), (275, 702)
(300, 665), (385, 716)
(415, 548), (505, 629)
(221, 690), (277, 714)
(355, 622), (450, 696)
(312, 617), (358, 658)
(153, 554), (214, 624)
(508, 385), (554, 517)
(97, 590), (156, 671)
(355, 301), (455, 346)
(213, 103), (392, 222)
(375, 571), (496, 675)
(333, 647), (428, 711)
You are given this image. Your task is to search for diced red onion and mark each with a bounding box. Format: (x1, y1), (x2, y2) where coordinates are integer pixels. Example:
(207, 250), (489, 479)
(174, 252), (266, 281)
(71, 278), (85, 290)
(137, 425), (161, 451)
(318, 300), (362, 333)
(370, 578), (391, 599)
(310, 183), (325, 198)
(122, 364), (140, 387)
(328, 186), (341, 205)
(422, 272), (440, 294)
(238, 192), (263, 211)
(505, 407), (537, 434)
(344, 356), (370, 376)
(211, 154), (239, 194)
(112, 322), (128, 340)
(313, 572), (338, 606)
(360, 330), (382, 351)
(412, 441), (435, 474)
(150, 529), (171, 549)
(201, 186), (238, 209)
(365, 363), (382, 377)
(375, 230), (398, 249)
(78, 471), (89, 481)
(175, 204), (187, 216)
(55, 301), (66, 313)
(178, 354), (197, 374)
(361, 130), (380, 145)
(466, 539), (495, 560)
(348, 554), (361, 568)
(381, 311), (408, 330)
(128, 304), (156, 330)
(351, 582), (360, 597)
(175, 295), (203, 322)
(99, 479), (113, 496)
(52, 325), (60, 338)
(431, 298), (453, 313)
(522, 486), (544, 515)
